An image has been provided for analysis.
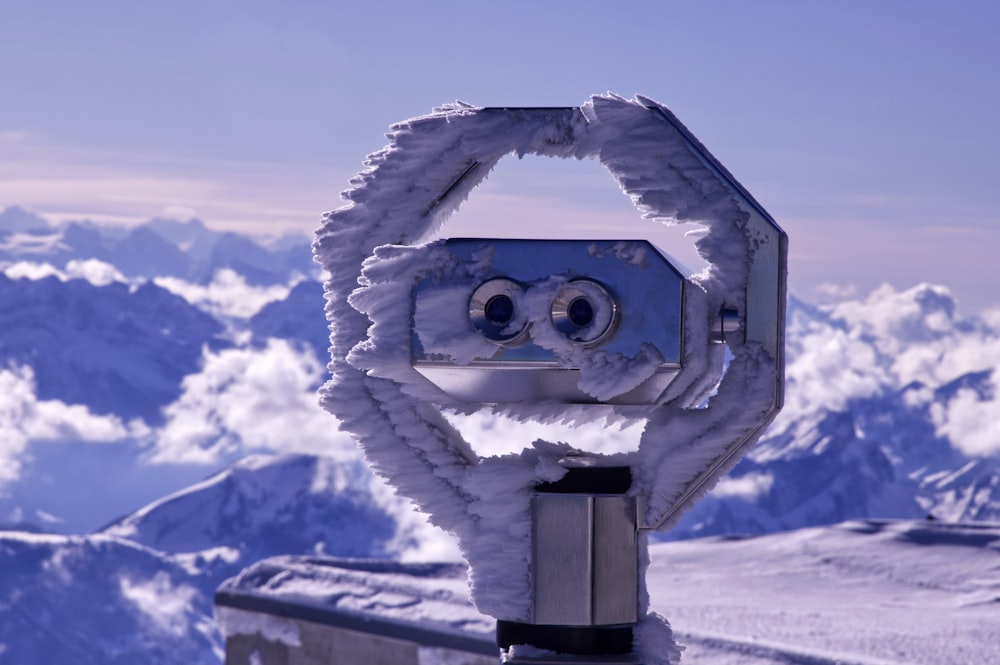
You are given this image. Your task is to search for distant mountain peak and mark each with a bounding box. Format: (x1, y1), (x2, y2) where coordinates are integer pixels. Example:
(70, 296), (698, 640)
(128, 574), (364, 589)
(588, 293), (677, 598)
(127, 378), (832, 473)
(142, 217), (213, 247)
(0, 205), (53, 234)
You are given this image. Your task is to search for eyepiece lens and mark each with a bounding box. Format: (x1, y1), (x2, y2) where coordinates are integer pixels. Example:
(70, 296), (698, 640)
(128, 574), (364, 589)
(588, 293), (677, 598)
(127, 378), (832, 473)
(550, 279), (618, 345)
(484, 294), (514, 325)
(469, 278), (527, 345)
(568, 297), (594, 327)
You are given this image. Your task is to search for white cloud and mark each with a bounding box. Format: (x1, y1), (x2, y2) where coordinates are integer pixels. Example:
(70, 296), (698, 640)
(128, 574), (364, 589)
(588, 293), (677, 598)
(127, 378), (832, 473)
(983, 307), (1000, 330)
(0, 366), (136, 490)
(897, 334), (1000, 392)
(830, 283), (957, 357)
(1, 261), (63, 282)
(119, 571), (199, 638)
(778, 323), (888, 428)
(815, 282), (857, 300)
(161, 205), (199, 220)
(775, 283), (1000, 459)
(929, 367), (1000, 457)
(149, 341), (357, 465)
(1, 259), (127, 287)
(153, 269), (293, 319)
(711, 471), (775, 500)
(65, 259), (127, 286)
(819, 282), (1000, 392)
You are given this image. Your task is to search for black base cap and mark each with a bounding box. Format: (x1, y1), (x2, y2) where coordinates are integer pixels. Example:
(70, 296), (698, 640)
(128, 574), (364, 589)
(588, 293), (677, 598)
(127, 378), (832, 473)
(496, 620), (634, 655)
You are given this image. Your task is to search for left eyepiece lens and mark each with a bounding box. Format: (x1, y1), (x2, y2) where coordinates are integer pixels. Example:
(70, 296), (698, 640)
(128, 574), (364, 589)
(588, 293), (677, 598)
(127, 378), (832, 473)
(484, 294), (514, 325)
(469, 278), (527, 344)
(567, 297), (594, 327)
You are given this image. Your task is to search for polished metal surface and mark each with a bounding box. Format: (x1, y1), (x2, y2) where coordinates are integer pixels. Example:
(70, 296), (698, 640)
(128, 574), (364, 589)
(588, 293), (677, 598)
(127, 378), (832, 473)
(592, 495), (638, 625)
(638, 101), (789, 531)
(533, 494), (593, 625)
(414, 363), (681, 406)
(531, 493), (637, 626)
(412, 239), (684, 405)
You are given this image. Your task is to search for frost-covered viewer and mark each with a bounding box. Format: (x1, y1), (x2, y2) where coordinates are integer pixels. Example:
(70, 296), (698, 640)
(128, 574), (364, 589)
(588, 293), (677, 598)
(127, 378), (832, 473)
(314, 94), (787, 664)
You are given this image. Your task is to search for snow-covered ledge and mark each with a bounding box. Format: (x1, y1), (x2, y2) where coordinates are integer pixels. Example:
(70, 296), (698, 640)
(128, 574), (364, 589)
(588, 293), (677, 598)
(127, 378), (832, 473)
(214, 556), (496, 665)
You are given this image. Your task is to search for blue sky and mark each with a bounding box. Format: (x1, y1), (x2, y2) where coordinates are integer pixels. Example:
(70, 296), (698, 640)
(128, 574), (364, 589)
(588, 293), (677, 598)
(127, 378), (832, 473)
(2, 1), (998, 310)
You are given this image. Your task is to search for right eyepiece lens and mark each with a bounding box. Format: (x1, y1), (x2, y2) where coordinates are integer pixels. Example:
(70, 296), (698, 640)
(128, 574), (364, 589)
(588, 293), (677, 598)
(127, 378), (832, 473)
(551, 279), (618, 345)
(567, 297), (594, 327)
(484, 294), (514, 325)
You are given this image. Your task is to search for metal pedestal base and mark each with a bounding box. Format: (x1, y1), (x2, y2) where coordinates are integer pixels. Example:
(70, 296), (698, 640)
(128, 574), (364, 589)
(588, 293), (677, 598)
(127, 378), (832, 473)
(498, 465), (643, 665)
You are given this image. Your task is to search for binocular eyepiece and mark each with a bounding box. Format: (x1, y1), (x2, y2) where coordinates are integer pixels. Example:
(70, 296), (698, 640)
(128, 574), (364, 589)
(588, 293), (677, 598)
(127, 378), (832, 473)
(469, 278), (527, 343)
(411, 238), (687, 405)
(469, 277), (619, 347)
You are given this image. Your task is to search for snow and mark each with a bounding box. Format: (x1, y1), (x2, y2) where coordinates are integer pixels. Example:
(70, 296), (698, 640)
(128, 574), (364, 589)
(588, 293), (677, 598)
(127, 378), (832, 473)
(314, 93), (784, 658)
(654, 520), (1000, 665)
(0, 271), (228, 423)
(215, 518), (1000, 665)
(218, 557), (494, 640)
(102, 454), (402, 566)
(0, 531), (222, 664)
(215, 607), (302, 648)
(417, 646), (489, 665)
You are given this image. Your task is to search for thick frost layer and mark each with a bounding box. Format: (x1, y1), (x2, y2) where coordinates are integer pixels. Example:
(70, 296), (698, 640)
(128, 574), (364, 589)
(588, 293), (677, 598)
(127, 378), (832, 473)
(218, 557), (494, 639)
(315, 94), (782, 660)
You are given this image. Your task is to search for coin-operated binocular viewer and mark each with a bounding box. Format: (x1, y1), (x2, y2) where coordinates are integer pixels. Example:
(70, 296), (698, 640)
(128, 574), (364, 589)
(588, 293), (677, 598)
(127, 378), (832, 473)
(315, 95), (786, 665)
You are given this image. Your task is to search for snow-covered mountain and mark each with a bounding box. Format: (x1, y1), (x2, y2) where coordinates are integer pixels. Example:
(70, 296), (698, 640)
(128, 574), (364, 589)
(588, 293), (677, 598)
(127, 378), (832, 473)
(102, 454), (400, 575)
(0, 531), (221, 664)
(249, 280), (329, 359)
(0, 206), (51, 234)
(0, 206), (316, 287)
(2, 205), (998, 541)
(0, 453), (422, 665)
(0, 204), (998, 663)
(667, 285), (1000, 539)
(0, 273), (228, 422)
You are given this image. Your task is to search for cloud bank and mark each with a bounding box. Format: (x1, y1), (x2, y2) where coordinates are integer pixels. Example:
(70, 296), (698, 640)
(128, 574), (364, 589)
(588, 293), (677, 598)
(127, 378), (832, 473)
(0, 366), (139, 490)
(153, 269), (294, 319)
(149, 340), (357, 465)
(773, 283), (1000, 457)
(2, 259), (127, 287)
